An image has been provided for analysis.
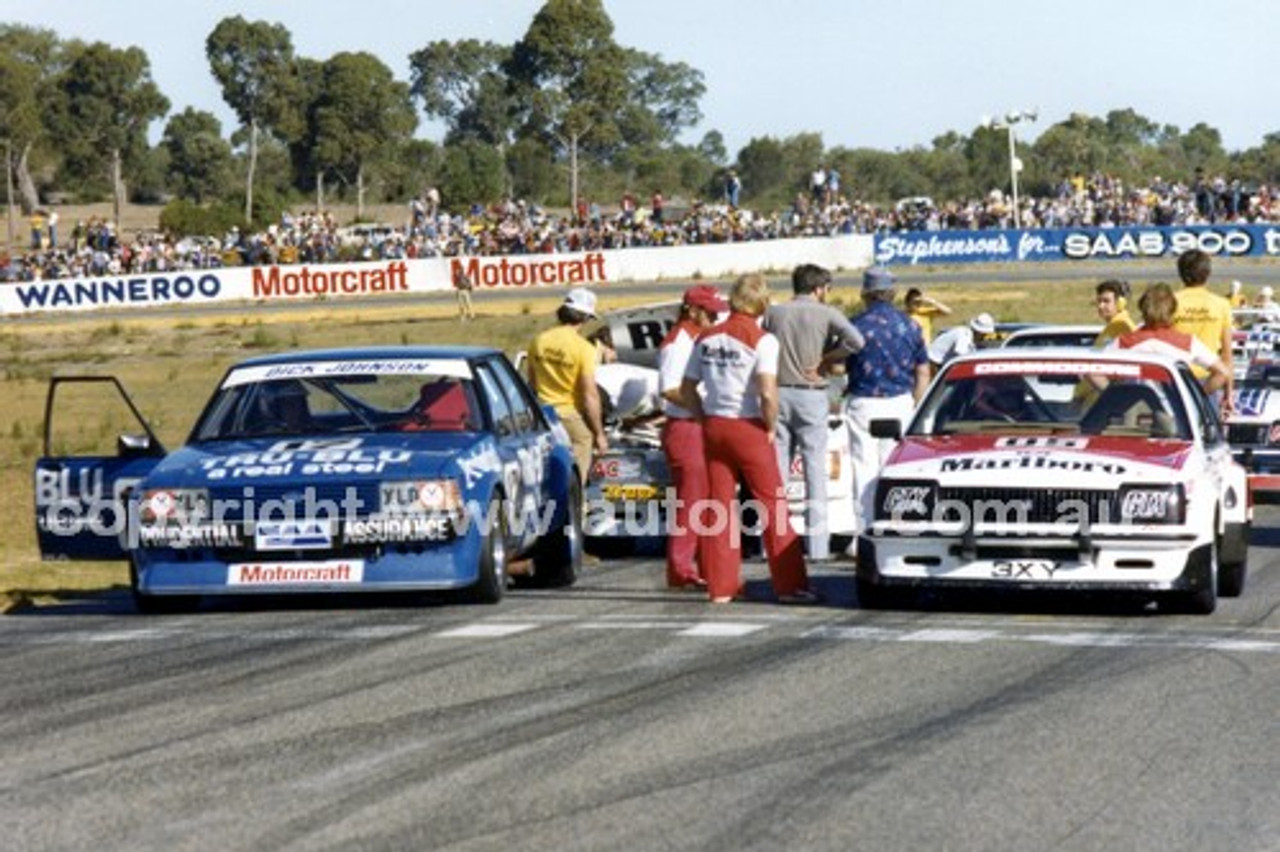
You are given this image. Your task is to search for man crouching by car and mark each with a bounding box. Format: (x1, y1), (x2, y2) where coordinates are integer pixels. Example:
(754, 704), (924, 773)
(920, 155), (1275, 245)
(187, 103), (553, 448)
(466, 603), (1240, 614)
(657, 284), (728, 589)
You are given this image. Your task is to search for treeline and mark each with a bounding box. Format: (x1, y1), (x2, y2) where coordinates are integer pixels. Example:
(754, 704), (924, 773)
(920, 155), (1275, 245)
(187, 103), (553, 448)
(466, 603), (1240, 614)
(2, 0), (1279, 235)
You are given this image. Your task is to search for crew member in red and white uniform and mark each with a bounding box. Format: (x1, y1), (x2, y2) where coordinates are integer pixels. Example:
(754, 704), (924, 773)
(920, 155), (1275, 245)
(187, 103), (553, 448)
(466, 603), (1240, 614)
(678, 274), (814, 604)
(658, 285), (728, 589)
(1110, 282), (1231, 396)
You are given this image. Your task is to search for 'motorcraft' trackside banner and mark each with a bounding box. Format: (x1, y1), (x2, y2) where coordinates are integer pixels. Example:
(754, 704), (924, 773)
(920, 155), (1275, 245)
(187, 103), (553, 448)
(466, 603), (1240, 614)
(0, 236), (876, 317)
(874, 223), (1280, 265)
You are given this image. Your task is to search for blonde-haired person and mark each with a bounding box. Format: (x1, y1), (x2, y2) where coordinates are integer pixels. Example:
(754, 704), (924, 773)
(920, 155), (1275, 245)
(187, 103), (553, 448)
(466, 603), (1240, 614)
(678, 273), (814, 604)
(1110, 282), (1230, 397)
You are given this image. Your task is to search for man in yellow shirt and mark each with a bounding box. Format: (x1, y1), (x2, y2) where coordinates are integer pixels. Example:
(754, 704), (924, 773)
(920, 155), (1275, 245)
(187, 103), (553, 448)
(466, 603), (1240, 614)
(905, 287), (952, 343)
(1173, 249), (1233, 415)
(527, 289), (607, 482)
(1093, 280), (1136, 346)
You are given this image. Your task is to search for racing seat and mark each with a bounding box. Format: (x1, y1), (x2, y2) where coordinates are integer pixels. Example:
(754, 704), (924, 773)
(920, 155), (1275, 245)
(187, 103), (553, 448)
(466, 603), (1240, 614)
(1079, 382), (1167, 435)
(399, 381), (472, 432)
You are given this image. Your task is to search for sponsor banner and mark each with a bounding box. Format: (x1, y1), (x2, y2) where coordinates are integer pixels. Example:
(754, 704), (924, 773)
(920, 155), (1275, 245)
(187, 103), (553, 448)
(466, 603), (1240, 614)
(1, 236), (877, 317)
(875, 224), (1280, 265)
(227, 559), (364, 585)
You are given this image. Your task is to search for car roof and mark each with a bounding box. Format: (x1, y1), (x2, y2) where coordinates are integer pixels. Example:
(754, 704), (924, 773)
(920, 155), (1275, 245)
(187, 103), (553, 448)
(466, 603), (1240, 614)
(233, 345), (500, 368)
(1003, 324), (1102, 338)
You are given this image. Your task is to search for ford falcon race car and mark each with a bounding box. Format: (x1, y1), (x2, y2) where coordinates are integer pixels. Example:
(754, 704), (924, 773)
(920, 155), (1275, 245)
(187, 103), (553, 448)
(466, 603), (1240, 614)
(1227, 356), (1280, 502)
(34, 347), (582, 613)
(857, 349), (1250, 614)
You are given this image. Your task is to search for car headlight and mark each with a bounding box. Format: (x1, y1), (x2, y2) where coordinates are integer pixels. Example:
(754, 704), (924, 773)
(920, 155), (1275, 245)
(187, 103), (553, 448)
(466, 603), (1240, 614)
(139, 488), (209, 524)
(380, 479), (462, 514)
(1116, 483), (1185, 525)
(874, 479), (938, 522)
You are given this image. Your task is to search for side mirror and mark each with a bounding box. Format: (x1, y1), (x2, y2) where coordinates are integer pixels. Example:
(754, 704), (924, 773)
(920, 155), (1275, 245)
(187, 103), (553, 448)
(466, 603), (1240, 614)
(869, 418), (903, 440)
(117, 432), (158, 457)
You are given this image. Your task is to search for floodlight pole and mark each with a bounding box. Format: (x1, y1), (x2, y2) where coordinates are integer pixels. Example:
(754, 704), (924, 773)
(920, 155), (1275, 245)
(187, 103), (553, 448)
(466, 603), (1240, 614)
(985, 110), (1036, 230)
(1006, 123), (1021, 230)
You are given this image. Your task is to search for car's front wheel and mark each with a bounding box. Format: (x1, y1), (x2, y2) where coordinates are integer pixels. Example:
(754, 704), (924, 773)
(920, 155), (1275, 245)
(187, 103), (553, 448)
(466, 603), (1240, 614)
(466, 496), (507, 604)
(1168, 542), (1218, 615)
(1218, 522), (1249, 598)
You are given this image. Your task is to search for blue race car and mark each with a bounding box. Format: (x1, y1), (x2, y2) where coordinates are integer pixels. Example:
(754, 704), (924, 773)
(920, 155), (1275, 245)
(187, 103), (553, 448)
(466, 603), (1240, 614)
(34, 347), (582, 612)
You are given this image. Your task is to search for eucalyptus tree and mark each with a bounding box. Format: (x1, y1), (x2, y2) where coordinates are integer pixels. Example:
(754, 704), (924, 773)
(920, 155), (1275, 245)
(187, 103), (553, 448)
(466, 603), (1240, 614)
(45, 41), (168, 226)
(0, 25), (68, 215)
(161, 108), (233, 203)
(310, 51), (416, 218)
(206, 16), (299, 223)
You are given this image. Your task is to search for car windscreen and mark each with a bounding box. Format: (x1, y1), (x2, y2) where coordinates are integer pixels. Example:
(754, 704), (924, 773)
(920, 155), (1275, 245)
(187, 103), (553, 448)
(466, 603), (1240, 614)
(911, 359), (1192, 440)
(191, 359), (481, 441)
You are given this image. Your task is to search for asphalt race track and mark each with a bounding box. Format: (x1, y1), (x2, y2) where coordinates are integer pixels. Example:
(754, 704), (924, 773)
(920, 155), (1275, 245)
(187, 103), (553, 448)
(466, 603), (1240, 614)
(2, 508), (1277, 852)
(4, 259), (1278, 850)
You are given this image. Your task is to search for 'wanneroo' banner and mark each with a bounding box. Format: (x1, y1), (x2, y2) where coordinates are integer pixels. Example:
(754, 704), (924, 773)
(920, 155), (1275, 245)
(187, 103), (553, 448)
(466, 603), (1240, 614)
(874, 223), (1280, 265)
(1, 234), (874, 317)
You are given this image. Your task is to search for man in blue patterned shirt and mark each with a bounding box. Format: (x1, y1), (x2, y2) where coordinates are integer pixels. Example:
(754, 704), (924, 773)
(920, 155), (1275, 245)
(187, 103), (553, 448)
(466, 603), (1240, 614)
(845, 267), (931, 531)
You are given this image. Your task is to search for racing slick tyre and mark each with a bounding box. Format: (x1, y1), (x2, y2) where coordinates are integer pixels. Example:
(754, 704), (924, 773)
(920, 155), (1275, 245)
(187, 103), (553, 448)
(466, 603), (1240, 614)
(1217, 522), (1249, 598)
(530, 480), (582, 588)
(855, 577), (912, 610)
(1167, 542), (1218, 615)
(130, 559), (199, 615)
(465, 496), (507, 604)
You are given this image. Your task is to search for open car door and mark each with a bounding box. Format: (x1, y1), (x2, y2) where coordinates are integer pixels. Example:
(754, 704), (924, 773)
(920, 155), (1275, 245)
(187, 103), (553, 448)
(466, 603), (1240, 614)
(34, 377), (166, 561)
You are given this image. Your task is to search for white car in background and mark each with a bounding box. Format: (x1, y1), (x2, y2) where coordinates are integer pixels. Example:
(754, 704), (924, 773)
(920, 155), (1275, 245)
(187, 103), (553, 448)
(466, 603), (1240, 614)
(584, 302), (859, 551)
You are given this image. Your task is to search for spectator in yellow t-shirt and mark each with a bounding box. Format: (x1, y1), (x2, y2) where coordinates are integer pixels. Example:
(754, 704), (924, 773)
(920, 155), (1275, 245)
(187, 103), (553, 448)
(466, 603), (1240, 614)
(905, 288), (952, 343)
(1173, 249), (1233, 415)
(527, 289), (607, 482)
(1228, 279), (1247, 309)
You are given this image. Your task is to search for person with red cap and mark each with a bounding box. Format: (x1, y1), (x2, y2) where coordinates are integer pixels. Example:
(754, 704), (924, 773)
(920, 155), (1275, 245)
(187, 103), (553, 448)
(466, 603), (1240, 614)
(677, 274), (815, 604)
(657, 283), (728, 589)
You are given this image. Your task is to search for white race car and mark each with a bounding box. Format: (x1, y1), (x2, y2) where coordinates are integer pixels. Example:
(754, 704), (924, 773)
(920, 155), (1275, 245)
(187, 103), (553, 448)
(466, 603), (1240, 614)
(858, 348), (1250, 614)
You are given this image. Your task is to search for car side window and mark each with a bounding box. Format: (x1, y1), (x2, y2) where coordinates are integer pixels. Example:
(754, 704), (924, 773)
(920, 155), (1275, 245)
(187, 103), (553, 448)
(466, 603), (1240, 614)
(488, 357), (543, 433)
(473, 364), (515, 437)
(1178, 363), (1223, 444)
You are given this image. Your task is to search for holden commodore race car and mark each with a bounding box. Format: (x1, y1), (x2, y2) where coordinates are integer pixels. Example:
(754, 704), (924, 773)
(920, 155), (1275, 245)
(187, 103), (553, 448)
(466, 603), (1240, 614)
(34, 347), (582, 612)
(857, 348), (1250, 614)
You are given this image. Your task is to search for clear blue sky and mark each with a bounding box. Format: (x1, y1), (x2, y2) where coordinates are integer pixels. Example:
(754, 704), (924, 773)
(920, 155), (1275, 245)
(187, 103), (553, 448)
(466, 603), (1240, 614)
(3, 0), (1275, 157)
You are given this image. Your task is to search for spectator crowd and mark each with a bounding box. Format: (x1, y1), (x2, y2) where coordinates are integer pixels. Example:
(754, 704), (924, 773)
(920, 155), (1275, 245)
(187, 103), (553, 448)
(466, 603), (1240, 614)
(5, 170), (1280, 285)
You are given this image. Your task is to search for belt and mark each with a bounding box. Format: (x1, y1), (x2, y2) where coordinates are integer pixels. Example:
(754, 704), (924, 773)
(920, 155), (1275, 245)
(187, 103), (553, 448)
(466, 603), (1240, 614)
(779, 383), (825, 390)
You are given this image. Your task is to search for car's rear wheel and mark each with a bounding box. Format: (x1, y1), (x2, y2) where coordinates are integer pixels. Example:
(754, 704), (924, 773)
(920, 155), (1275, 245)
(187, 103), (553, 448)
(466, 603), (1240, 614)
(530, 480), (582, 588)
(466, 496), (507, 604)
(130, 559), (199, 615)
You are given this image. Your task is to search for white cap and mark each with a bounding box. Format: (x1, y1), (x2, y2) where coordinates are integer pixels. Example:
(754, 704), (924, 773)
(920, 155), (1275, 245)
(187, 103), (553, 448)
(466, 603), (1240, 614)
(969, 312), (996, 335)
(1230, 279), (1242, 292)
(562, 288), (597, 318)
(1262, 286), (1274, 299)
